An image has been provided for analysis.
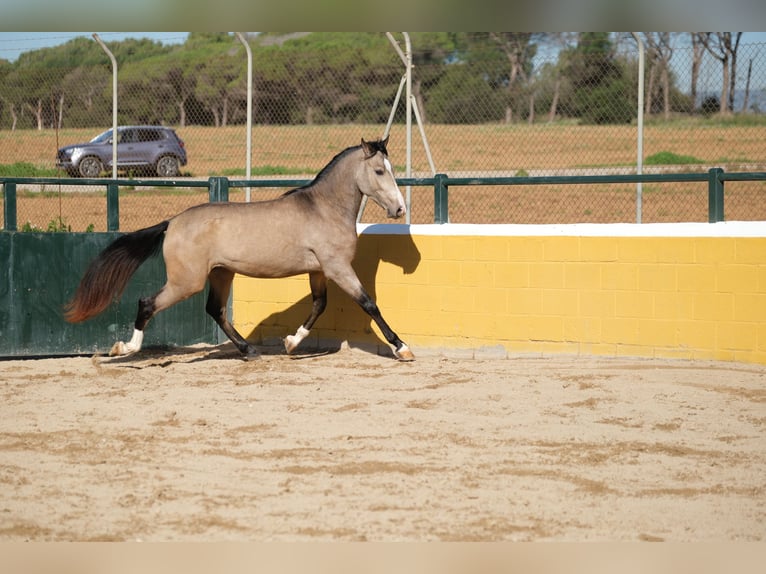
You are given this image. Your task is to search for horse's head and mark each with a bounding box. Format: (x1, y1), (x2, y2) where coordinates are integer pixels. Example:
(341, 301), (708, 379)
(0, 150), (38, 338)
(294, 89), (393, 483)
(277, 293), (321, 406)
(357, 137), (406, 219)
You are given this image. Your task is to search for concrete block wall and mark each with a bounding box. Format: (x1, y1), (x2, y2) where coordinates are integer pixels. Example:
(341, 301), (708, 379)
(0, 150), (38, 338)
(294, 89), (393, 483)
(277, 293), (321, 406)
(232, 222), (766, 364)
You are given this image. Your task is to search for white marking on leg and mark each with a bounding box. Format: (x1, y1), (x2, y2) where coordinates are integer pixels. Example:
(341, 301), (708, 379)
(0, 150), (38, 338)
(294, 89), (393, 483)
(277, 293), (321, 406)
(394, 343), (415, 361)
(284, 326), (310, 354)
(109, 328), (144, 356)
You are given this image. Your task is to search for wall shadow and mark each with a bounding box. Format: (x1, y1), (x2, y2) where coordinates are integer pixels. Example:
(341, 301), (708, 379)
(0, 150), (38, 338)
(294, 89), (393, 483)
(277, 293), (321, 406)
(244, 226), (421, 357)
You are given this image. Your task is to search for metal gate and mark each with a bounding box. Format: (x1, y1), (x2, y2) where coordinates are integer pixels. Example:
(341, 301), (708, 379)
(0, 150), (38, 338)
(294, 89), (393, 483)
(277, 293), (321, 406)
(0, 232), (218, 357)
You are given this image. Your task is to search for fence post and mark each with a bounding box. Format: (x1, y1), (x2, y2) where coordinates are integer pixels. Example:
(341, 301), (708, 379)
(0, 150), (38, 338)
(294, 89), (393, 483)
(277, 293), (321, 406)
(106, 182), (119, 231)
(3, 182), (17, 231)
(708, 168), (724, 223)
(434, 173), (449, 224)
(209, 177), (230, 203)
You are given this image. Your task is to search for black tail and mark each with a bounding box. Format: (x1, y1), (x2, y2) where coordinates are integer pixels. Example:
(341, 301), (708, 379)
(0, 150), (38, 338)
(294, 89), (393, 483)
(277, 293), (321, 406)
(64, 221), (169, 323)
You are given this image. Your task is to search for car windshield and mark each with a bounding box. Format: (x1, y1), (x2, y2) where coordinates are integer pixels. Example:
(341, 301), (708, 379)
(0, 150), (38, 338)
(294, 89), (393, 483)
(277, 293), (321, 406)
(89, 130), (114, 144)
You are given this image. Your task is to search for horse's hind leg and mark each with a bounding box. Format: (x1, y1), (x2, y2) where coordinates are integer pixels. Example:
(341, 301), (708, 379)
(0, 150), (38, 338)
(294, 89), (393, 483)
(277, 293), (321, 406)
(108, 295), (155, 356)
(206, 267), (258, 358)
(285, 271), (327, 354)
(110, 277), (205, 357)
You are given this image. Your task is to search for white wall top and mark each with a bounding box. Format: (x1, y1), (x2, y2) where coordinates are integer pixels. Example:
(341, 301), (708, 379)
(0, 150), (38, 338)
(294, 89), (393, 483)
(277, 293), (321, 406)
(359, 222), (766, 238)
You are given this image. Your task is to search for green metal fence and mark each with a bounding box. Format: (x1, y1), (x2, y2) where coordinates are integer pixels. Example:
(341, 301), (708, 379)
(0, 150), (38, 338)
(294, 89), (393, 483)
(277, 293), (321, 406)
(4, 167), (766, 231)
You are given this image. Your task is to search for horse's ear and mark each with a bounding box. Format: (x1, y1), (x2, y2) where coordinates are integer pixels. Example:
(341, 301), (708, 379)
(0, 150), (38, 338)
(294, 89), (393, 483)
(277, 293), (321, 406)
(380, 135), (389, 154)
(361, 138), (375, 159)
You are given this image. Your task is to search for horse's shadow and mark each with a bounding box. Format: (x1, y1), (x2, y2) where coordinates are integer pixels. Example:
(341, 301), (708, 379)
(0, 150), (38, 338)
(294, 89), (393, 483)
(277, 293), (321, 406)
(244, 226), (421, 358)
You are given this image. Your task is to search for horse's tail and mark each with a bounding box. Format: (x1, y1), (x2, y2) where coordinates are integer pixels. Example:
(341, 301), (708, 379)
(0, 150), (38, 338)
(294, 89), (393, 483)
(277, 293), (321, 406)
(64, 221), (170, 323)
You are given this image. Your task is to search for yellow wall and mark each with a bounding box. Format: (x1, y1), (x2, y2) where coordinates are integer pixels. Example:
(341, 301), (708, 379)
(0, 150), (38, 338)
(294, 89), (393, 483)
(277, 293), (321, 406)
(232, 224), (766, 364)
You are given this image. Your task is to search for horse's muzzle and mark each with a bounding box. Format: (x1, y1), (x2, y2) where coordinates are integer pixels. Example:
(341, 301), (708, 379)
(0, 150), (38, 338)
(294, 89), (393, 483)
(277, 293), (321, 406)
(389, 204), (406, 219)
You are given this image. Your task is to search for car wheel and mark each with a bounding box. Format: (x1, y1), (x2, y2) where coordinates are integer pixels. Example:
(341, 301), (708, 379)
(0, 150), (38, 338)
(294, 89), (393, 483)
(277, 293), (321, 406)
(155, 156), (180, 177)
(78, 156), (103, 178)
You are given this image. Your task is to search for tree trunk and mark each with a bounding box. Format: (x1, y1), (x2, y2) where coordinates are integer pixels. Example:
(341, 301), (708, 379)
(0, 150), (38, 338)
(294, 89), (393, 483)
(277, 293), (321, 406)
(177, 98), (187, 127)
(548, 78), (560, 123)
(742, 58), (752, 112)
(10, 103), (18, 131)
(58, 94), (64, 130)
(728, 40), (739, 111)
(413, 79), (427, 125)
(645, 65), (656, 114)
(719, 55), (730, 114)
(690, 34), (704, 109)
(661, 65), (670, 119)
(25, 100), (43, 130)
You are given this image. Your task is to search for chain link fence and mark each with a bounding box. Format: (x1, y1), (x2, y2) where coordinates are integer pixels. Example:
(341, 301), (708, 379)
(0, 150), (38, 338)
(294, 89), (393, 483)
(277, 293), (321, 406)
(1, 32), (765, 231)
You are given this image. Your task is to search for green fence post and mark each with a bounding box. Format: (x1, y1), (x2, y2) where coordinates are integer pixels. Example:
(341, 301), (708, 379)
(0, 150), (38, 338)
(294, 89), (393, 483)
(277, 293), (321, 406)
(3, 182), (17, 231)
(708, 168), (724, 223)
(209, 177), (230, 203)
(106, 182), (119, 231)
(434, 173), (449, 224)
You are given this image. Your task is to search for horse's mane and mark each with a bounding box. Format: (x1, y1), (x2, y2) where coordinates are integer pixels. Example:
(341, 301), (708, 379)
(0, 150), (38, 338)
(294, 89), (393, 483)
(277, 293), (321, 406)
(283, 139), (388, 197)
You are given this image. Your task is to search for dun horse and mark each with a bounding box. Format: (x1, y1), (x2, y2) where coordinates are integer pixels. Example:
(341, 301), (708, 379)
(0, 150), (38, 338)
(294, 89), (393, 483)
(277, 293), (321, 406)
(65, 137), (415, 361)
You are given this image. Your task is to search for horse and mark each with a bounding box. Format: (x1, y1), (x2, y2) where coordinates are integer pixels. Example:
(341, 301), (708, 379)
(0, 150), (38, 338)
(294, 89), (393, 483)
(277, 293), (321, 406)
(64, 137), (415, 361)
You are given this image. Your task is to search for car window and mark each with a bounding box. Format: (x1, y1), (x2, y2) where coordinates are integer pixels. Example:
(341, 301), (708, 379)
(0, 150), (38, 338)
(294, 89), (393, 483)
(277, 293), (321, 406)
(118, 130), (135, 144)
(137, 129), (163, 142)
(91, 130), (112, 143)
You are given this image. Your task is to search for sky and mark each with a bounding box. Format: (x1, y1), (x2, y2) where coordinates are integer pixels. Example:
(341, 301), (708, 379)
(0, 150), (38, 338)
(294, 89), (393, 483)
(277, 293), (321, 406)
(0, 32), (189, 62)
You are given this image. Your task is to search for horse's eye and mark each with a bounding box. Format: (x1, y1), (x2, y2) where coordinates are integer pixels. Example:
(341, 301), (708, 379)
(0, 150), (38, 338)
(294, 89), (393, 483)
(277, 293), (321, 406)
(375, 168), (385, 176)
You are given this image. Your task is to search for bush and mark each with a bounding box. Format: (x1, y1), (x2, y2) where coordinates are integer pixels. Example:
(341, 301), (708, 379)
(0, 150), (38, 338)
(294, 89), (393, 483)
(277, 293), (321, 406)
(700, 96), (720, 117)
(645, 151), (704, 165)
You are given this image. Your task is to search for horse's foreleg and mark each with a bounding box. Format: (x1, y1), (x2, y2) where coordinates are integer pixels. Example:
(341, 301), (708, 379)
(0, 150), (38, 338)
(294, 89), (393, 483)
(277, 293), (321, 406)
(355, 288), (414, 361)
(330, 270), (414, 361)
(285, 271), (327, 354)
(207, 268), (258, 358)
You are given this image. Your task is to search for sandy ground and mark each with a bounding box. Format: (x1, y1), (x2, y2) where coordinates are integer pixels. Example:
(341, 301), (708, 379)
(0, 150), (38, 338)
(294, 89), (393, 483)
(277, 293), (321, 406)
(1, 343), (765, 542)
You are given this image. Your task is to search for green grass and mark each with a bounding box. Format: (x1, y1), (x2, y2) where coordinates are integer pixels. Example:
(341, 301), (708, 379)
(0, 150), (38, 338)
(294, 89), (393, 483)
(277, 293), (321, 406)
(0, 162), (61, 177)
(645, 151), (704, 165)
(213, 165), (310, 177)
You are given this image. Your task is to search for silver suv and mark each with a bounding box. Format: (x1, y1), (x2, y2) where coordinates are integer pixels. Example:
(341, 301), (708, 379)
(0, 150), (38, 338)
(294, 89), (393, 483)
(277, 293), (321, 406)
(56, 125), (187, 178)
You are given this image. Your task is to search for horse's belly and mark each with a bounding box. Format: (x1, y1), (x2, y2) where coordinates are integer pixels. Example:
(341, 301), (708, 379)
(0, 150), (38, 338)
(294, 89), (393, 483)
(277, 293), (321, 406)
(221, 247), (321, 279)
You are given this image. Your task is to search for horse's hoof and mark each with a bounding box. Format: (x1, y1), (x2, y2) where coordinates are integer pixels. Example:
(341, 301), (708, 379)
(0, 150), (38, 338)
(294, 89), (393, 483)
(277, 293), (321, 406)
(109, 341), (127, 357)
(241, 346), (260, 360)
(394, 344), (415, 362)
(284, 335), (299, 354)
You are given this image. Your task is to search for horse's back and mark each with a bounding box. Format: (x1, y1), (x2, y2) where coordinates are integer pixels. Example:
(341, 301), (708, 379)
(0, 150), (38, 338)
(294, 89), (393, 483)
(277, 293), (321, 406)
(163, 199), (325, 279)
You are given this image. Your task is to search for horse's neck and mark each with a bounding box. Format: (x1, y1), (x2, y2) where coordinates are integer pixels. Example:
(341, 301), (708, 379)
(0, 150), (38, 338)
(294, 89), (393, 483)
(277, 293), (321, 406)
(312, 169), (363, 225)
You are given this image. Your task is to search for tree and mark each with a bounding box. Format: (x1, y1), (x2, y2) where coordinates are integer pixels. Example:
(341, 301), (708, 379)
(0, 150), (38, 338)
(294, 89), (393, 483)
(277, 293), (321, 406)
(690, 33), (706, 109)
(0, 59), (15, 129)
(60, 66), (111, 127)
(459, 33), (540, 124)
(642, 32), (674, 118)
(537, 33), (577, 123)
(562, 33), (635, 124)
(426, 64), (504, 123)
(700, 32), (743, 113)
(195, 51), (242, 127)
(407, 33), (460, 125)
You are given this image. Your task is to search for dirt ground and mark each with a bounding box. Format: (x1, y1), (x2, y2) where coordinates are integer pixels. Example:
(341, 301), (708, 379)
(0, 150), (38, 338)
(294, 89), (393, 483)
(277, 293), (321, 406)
(1, 343), (764, 542)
